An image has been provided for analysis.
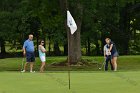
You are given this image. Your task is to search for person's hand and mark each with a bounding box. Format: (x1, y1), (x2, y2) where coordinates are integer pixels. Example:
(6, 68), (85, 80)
(43, 50), (46, 53)
(108, 51), (111, 55)
(23, 51), (26, 56)
(104, 56), (106, 59)
(42, 48), (46, 53)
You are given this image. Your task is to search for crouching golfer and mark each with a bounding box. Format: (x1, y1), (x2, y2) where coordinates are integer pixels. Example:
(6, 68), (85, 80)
(21, 34), (35, 73)
(104, 44), (114, 71)
(38, 40), (46, 73)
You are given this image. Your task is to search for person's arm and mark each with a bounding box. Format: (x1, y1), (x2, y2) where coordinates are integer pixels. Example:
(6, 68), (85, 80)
(23, 48), (26, 56)
(109, 44), (113, 52)
(40, 45), (46, 53)
(23, 42), (26, 56)
(103, 46), (106, 58)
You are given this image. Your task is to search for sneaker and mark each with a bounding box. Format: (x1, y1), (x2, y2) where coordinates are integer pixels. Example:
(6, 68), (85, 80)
(30, 71), (35, 73)
(21, 70), (25, 73)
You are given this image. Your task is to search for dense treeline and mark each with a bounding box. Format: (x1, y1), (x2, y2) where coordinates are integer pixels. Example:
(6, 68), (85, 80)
(0, 0), (140, 59)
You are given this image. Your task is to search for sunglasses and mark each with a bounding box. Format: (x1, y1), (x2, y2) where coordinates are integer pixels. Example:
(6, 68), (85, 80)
(41, 42), (44, 43)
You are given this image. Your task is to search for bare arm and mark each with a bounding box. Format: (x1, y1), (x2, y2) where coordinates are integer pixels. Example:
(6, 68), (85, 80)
(109, 44), (113, 52)
(39, 45), (46, 53)
(23, 47), (26, 56)
(23, 41), (26, 56)
(103, 47), (106, 58)
(104, 49), (106, 56)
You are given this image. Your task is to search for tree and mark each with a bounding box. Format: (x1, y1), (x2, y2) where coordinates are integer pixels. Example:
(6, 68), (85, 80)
(0, 0), (22, 58)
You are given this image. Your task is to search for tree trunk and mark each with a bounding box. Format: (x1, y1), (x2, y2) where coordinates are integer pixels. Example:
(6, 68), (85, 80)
(0, 39), (1, 58)
(36, 36), (39, 52)
(119, 3), (131, 55)
(87, 37), (91, 56)
(85, 41), (87, 56)
(63, 43), (68, 55)
(0, 38), (6, 58)
(53, 42), (61, 56)
(95, 40), (100, 56)
(68, 19), (82, 64)
(48, 36), (51, 56)
(59, 0), (83, 63)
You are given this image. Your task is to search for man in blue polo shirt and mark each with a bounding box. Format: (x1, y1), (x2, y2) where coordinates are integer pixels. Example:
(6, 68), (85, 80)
(21, 34), (35, 73)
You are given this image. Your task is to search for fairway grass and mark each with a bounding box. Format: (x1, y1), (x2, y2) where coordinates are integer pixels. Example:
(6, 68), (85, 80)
(0, 56), (140, 93)
(0, 71), (140, 93)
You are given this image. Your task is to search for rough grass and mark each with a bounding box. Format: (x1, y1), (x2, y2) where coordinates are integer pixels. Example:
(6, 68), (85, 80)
(0, 55), (140, 71)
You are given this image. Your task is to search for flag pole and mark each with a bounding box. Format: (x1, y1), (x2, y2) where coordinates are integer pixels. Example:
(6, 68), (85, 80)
(66, 0), (71, 90)
(68, 30), (71, 90)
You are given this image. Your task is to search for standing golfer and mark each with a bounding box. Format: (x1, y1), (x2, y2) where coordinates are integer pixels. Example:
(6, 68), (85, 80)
(105, 38), (119, 71)
(21, 34), (35, 73)
(38, 40), (46, 73)
(104, 44), (114, 71)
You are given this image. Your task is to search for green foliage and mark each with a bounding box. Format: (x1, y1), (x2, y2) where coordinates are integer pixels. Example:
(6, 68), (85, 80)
(0, 0), (140, 55)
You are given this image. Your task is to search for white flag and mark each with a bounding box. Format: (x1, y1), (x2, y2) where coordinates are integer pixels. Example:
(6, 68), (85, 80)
(67, 10), (77, 35)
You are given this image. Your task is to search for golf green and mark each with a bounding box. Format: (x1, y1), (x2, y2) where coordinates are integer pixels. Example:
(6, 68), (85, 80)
(0, 71), (140, 93)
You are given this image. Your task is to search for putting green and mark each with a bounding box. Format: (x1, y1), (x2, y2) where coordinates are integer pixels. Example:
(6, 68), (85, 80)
(0, 71), (140, 93)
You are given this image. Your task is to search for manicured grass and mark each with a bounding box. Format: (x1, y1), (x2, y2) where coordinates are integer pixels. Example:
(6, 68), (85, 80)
(0, 71), (140, 93)
(0, 56), (140, 93)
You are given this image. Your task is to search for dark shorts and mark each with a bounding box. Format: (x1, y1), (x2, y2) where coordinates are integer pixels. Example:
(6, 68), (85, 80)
(106, 55), (112, 61)
(112, 52), (119, 58)
(26, 52), (35, 62)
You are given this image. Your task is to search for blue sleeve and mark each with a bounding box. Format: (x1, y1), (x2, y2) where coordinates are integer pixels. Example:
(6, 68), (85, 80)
(33, 41), (34, 46)
(23, 41), (27, 49)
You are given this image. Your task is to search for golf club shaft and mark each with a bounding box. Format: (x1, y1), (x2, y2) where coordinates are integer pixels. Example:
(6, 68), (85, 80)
(21, 56), (25, 71)
(100, 62), (105, 69)
(99, 58), (106, 69)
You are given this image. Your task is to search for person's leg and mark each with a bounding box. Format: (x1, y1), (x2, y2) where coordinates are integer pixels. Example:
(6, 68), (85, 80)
(110, 61), (114, 70)
(30, 52), (35, 72)
(22, 62), (28, 72)
(113, 57), (117, 71)
(22, 52), (30, 72)
(105, 56), (109, 71)
(109, 56), (114, 70)
(21, 53), (30, 72)
(40, 56), (46, 72)
(40, 62), (43, 72)
(30, 62), (34, 72)
(111, 57), (115, 70)
(40, 62), (45, 72)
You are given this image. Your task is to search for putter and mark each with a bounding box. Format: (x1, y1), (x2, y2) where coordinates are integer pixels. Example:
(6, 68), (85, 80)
(21, 56), (25, 71)
(98, 59), (106, 70)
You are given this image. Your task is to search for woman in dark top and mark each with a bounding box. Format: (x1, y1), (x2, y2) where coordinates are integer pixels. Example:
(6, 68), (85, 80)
(105, 38), (119, 71)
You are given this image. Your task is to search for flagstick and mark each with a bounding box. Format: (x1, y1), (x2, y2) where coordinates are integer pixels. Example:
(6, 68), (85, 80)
(68, 58), (71, 90)
(68, 28), (71, 90)
(66, 0), (71, 90)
